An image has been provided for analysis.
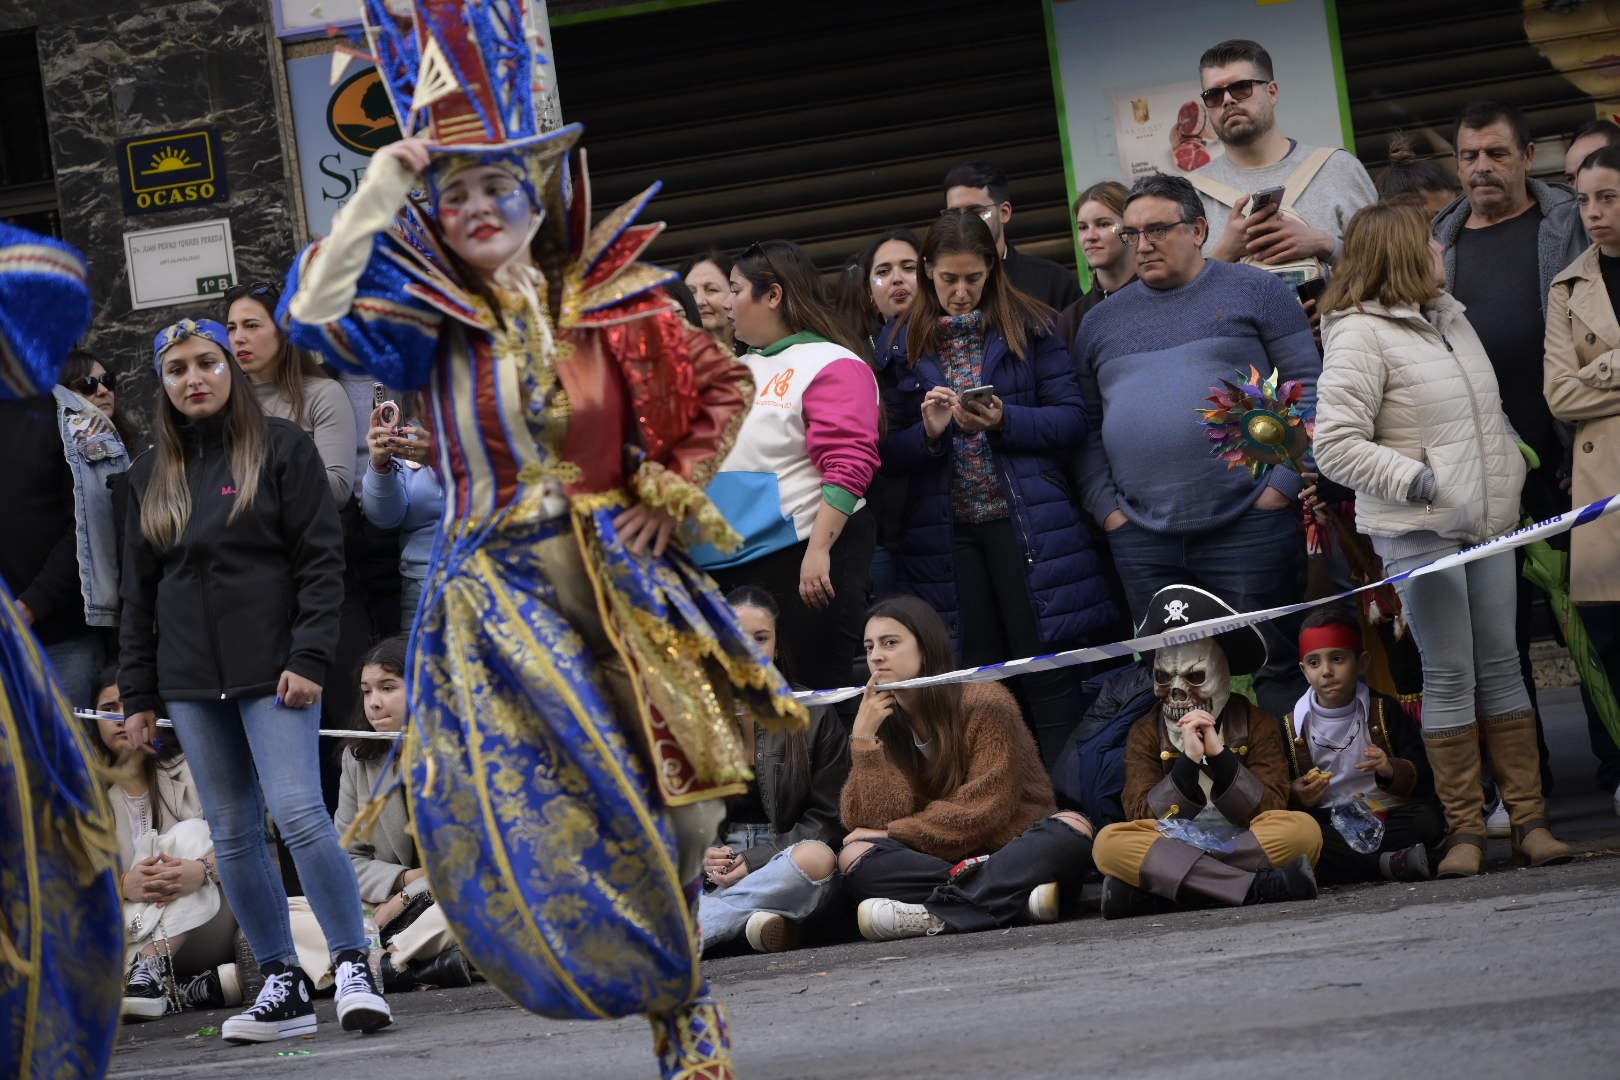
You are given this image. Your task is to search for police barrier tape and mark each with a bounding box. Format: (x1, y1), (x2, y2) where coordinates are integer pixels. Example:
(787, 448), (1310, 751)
(73, 492), (1620, 737)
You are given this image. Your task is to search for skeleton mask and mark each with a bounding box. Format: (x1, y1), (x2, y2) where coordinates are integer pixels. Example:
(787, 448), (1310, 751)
(1153, 639), (1231, 726)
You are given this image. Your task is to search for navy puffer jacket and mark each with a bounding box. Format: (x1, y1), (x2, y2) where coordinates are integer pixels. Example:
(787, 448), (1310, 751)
(875, 321), (1114, 648)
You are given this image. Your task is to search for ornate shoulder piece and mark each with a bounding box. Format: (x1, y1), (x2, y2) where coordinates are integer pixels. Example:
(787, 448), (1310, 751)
(381, 199), (493, 331)
(561, 150), (676, 329)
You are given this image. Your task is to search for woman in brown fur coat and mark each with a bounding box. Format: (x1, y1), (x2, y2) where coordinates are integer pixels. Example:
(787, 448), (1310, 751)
(836, 596), (1096, 941)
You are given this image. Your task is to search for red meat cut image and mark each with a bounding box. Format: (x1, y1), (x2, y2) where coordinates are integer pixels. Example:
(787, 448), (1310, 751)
(1172, 99), (1211, 171)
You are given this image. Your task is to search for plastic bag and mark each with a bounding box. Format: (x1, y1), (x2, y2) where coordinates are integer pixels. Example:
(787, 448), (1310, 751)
(1156, 812), (1246, 854)
(1329, 795), (1386, 855)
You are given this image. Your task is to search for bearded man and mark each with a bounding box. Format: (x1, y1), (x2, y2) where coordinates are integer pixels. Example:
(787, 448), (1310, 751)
(1092, 584), (1323, 918)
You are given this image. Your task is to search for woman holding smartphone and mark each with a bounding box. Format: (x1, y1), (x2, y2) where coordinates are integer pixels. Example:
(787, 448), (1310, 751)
(120, 318), (390, 1043)
(874, 209), (1113, 762)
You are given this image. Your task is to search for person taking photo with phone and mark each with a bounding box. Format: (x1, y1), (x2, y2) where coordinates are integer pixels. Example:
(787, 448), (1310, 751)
(873, 209), (1113, 763)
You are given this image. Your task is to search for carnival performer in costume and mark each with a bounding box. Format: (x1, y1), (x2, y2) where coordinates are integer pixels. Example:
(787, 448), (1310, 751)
(0, 224), (123, 1077)
(283, 4), (804, 1076)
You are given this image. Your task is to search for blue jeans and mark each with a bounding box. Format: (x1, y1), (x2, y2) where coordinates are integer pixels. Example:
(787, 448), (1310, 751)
(167, 695), (367, 967)
(1384, 545), (1531, 732)
(1107, 507), (1306, 718)
(44, 632), (105, 709)
(697, 841), (835, 949)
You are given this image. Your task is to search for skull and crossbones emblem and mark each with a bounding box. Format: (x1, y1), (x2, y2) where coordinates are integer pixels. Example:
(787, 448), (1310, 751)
(1163, 599), (1190, 623)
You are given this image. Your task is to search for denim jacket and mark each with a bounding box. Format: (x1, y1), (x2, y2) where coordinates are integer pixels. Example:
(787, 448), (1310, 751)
(52, 385), (130, 627)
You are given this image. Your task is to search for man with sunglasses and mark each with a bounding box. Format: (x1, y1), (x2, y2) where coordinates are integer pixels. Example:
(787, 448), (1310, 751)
(1073, 173), (1319, 721)
(1189, 39), (1375, 268)
(943, 160), (1082, 311)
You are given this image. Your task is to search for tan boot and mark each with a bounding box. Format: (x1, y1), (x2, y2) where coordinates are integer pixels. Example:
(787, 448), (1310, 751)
(1423, 725), (1487, 878)
(1482, 710), (1573, 867)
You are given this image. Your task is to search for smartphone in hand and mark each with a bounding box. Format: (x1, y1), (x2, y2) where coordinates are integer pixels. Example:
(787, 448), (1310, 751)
(958, 384), (997, 407)
(1249, 185), (1286, 214)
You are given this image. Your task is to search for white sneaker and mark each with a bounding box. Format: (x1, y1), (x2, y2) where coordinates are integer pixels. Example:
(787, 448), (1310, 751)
(743, 911), (802, 953)
(1026, 882), (1060, 924)
(857, 898), (946, 942)
(1612, 782), (1620, 817)
(1486, 799), (1511, 839)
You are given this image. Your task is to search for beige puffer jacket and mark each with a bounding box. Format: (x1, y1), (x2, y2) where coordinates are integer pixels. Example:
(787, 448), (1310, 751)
(1316, 294), (1525, 544)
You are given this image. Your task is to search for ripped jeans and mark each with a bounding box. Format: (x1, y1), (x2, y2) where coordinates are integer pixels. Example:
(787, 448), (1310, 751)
(697, 840), (835, 949)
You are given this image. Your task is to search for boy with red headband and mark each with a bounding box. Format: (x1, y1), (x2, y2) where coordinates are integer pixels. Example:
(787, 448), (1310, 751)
(1283, 604), (1443, 883)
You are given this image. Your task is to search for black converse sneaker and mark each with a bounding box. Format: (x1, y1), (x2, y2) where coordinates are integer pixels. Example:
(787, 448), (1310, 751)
(121, 954), (174, 1021)
(333, 949), (392, 1033)
(221, 962), (317, 1043)
(174, 964), (241, 1012)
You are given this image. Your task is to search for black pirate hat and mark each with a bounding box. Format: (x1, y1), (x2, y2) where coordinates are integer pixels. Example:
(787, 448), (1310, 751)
(1135, 584), (1268, 678)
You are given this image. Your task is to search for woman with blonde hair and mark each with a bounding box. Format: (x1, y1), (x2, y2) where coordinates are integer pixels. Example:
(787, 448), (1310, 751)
(119, 317), (389, 1042)
(1313, 200), (1570, 878)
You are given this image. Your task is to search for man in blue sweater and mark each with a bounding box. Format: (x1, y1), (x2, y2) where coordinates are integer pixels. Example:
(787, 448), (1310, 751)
(1074, 173), (1320, 717)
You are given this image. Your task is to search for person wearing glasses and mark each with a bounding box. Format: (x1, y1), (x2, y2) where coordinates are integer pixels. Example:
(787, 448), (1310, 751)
(1189, 39), (1376, 269)
(692, 239), (883, 697)
(1073, 172), (1319, 722)
(223, 280), (356, 506)
(944, 160), (1082, 311)
(875, 209), (1113, 763)
(0, 349), (133, 706)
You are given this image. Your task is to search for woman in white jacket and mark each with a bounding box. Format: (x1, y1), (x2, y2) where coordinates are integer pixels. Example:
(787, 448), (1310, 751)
(1314, 200), (1570, 878)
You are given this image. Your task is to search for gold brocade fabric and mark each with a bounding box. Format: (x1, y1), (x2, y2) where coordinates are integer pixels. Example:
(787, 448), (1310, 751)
(0, 585), (122, 1079)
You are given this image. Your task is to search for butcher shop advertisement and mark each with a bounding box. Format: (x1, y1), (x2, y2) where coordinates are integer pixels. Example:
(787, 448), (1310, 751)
(1111, 81), (1227, 179)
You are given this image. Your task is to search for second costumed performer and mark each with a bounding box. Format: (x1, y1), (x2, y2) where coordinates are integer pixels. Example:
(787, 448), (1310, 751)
(283, 3), (804, 1077)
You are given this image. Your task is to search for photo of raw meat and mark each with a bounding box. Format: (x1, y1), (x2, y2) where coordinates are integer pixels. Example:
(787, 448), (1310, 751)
(1171, 98), (1214, 172)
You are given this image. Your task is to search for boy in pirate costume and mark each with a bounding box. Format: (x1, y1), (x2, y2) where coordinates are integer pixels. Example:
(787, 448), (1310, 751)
(1286, 604), (1441, 883)
(284, 3), (804, 1076)
(1093, 584), (1323, 918)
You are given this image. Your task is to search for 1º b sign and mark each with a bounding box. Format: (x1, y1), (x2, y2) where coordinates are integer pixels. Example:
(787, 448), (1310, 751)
(115, 127), (230, 216)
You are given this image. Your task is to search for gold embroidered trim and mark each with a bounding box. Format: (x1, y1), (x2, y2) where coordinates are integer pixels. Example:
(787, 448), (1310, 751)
(688, 373), (753, 493)
(630, 461), (741, 552)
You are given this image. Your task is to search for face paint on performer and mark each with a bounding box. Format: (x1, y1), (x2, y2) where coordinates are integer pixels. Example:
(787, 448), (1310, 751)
(434, 163), (538, 281)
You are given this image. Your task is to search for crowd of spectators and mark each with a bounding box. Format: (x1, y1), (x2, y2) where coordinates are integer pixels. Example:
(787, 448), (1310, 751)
(4, 35), (1618, 1029)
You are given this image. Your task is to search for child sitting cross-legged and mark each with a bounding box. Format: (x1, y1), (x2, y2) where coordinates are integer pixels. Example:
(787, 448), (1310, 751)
(1285, 604), (1443, 884)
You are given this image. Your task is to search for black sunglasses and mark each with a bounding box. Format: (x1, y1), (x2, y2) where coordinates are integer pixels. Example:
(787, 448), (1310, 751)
(223, 279), (279, 303)
(73, 373), (115, 396)
(1200, 78), (1269, 108)
(741, 241), (782, 280)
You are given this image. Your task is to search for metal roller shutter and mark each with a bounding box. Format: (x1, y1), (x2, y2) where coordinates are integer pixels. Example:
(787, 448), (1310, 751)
(1338, 0), (1603, 174)
(551, 0), (1075, 271)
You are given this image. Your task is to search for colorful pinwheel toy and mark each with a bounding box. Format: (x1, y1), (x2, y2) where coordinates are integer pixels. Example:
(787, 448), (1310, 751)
(1198, 365), (1314, 477)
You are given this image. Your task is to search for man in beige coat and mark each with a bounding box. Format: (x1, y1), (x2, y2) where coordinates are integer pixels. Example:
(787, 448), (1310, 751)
(1545, 142), (1620, 809)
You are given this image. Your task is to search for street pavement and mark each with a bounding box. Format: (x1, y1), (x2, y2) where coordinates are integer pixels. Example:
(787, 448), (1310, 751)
(107, 687), (1620, 1080)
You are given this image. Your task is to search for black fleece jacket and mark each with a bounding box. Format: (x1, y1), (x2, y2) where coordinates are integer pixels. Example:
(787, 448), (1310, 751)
(119, 415), (344, 713)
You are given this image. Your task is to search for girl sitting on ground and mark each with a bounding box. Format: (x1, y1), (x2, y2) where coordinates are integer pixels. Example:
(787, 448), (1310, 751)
(698, 586), (850, 954)
(838, 596), (1096, 941)
(91, 667), (241, 1020)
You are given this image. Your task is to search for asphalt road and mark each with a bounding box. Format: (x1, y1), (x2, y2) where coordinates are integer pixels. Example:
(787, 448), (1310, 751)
(107, 688), (1620, 1080)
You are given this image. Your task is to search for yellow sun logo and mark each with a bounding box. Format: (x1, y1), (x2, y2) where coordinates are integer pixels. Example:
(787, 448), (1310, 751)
(141, 146), (196, 175)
